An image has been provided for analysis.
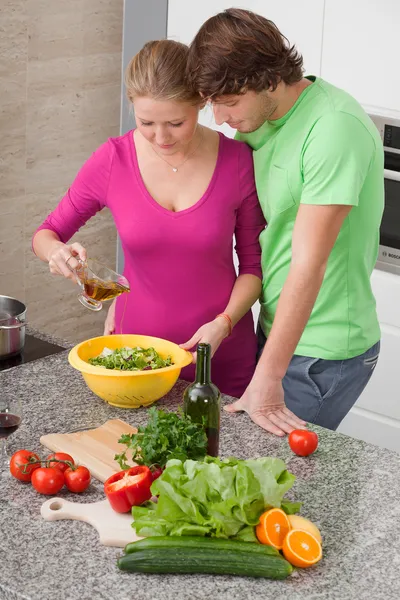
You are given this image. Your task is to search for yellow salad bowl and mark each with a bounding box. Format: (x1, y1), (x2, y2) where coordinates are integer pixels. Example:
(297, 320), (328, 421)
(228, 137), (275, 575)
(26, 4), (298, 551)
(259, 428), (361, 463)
(68, 334), (193, 408)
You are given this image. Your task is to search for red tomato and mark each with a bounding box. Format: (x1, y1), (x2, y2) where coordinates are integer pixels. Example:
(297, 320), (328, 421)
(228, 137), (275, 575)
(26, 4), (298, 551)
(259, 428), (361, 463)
(10, 450), (41, 482)
(64, 466), (91, 493)
(47, 452), (75, 473)
(288, 429), (319, 457)
(31, 467), (65, 495)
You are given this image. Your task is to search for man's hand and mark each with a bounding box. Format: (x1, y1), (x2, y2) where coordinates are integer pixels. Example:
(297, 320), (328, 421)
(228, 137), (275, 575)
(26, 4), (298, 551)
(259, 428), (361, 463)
(224, 377), (307, 436)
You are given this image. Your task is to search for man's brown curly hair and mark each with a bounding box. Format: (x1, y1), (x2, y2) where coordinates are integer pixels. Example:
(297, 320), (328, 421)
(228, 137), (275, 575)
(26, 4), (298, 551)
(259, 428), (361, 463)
(187, 8), (304, 98)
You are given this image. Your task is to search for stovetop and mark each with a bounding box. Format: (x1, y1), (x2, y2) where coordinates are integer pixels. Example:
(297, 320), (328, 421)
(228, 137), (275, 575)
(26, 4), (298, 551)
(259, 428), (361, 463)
(0, 334), (66, 372)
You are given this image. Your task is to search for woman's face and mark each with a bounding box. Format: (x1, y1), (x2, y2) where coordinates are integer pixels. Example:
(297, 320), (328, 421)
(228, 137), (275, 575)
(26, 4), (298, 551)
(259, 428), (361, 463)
(134, 96), (201, 155)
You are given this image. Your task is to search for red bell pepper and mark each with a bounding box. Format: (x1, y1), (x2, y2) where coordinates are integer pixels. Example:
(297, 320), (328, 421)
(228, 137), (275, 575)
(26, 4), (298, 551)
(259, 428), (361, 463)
(104, 466), (153, 513)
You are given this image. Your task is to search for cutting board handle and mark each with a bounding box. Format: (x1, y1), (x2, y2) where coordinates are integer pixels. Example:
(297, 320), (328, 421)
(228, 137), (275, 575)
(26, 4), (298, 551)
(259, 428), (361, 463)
(40, 497), (139, 547)
(41, 497), (104, 522)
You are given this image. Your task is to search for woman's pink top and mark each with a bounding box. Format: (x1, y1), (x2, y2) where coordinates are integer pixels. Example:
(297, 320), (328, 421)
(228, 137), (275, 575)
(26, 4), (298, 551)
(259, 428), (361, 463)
(34, 131), (265, 397)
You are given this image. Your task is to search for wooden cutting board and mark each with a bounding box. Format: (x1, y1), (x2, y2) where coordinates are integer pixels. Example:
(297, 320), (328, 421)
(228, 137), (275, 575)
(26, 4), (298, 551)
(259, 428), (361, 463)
(41, 497), (141, 547)
(40, 419), (137, 482)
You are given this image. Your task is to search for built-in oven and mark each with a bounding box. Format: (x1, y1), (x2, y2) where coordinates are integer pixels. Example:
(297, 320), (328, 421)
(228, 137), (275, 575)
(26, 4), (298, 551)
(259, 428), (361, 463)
(368, 110), (400, 275)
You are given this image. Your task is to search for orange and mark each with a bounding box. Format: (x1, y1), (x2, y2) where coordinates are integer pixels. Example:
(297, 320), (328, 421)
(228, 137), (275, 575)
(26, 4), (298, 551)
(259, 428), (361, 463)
(255, 508), (291, 549)
(282, 529), (322, 568)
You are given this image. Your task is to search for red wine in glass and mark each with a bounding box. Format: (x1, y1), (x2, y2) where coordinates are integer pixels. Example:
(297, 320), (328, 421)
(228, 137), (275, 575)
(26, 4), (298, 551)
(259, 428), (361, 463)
(0, 398), (22, 475)
(0, 413), (22, 439)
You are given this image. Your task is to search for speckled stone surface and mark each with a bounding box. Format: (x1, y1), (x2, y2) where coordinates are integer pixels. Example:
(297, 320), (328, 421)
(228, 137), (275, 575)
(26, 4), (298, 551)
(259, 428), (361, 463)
(1, 332), (400, 600)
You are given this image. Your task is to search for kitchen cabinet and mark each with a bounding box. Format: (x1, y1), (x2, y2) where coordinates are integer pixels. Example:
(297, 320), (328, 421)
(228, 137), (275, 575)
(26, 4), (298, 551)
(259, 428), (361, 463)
(321, 0), (400, 112)
(338, 268), (400, 452)
(168, 0), (324, 73)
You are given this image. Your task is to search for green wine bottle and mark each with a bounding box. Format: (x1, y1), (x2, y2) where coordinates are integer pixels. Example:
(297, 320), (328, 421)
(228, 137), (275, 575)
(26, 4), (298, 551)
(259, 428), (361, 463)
(183, 343), (221, 457)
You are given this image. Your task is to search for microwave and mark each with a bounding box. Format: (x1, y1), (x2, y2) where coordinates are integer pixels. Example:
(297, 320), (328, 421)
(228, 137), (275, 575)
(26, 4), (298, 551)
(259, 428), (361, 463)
(368, 110), (400, 275)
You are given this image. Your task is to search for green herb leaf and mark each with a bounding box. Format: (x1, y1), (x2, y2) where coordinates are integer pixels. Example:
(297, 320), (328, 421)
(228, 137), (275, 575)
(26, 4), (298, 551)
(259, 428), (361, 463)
(114, 451), (130, 471)
(114, 407), (208, 469)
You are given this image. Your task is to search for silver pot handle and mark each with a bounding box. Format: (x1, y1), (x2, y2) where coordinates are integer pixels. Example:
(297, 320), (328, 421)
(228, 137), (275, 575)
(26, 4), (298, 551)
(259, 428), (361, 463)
(0, 321), (27, 330)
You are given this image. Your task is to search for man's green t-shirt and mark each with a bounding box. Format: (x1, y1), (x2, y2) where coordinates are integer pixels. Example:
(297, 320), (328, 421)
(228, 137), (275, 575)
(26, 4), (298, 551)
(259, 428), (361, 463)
(237, 77), (384, 359)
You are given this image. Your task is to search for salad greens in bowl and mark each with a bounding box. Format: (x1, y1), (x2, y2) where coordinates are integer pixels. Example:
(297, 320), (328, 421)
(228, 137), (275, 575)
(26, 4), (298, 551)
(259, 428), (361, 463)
(68, 334), (193, 409)
(88, 345), (173, 371)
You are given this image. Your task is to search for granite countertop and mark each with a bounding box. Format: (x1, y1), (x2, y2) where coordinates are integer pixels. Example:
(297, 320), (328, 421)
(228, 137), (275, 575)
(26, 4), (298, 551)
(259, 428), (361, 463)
(1, 331), (400, 600)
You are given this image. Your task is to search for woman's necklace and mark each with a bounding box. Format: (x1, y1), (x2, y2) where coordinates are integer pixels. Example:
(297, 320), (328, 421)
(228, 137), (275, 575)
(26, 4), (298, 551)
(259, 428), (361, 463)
(150, 128), (204, 173)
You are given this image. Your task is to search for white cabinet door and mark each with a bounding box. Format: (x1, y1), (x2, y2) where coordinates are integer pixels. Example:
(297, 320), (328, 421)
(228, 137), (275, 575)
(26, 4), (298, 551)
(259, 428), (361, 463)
(354, 269), (400, 424)
(168, 0), (324, 73)
(321, 0), (400, 112)
(338, 268), (400, 453)
(338, 407), (400, 453)
(371, 268), (400, 330)
(354, 324), (400, 421)
(168, 0), (326, 136)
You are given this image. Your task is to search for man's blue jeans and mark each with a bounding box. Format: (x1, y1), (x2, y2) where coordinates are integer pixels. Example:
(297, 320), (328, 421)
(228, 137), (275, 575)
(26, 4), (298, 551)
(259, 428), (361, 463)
(256, 324), (380, 430)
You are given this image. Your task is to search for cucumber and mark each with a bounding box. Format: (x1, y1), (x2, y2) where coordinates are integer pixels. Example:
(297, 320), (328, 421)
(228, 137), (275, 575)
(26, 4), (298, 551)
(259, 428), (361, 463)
(124, 535), (281, 556)
(118, 536), (293, 579)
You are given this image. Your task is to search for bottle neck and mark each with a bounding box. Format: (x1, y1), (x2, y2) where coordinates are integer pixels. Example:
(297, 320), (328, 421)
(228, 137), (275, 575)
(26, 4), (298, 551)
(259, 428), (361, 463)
(195, 344), (211, 385)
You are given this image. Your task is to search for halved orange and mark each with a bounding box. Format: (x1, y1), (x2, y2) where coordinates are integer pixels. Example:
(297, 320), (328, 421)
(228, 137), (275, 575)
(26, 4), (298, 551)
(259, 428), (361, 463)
(255, 508), (291, 549)
(282, 529), (322, 568)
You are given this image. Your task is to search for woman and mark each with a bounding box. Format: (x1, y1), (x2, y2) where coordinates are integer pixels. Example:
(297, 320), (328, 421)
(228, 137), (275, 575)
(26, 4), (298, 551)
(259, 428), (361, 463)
(32, 40), (265, 397)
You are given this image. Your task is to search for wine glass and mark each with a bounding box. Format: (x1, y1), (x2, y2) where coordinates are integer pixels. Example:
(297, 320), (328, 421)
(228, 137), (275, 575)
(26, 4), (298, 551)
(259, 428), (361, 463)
(73, 258), (130, 312)
(0, 396), (22, 477)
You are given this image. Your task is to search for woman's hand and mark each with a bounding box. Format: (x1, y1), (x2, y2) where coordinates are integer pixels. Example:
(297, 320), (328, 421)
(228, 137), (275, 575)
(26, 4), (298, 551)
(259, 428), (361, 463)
(47, 241), (87, 282)
(104, 299), (116, 335)
(180, 317), (231, 363)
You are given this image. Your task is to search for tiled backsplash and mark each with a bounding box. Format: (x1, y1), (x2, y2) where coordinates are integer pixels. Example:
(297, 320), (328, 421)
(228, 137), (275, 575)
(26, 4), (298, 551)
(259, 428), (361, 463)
(0, 0), (123, 342)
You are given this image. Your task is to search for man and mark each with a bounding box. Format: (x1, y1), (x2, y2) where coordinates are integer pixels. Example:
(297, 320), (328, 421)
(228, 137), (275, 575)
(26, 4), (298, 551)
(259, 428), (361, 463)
(187, 8), (384, 436)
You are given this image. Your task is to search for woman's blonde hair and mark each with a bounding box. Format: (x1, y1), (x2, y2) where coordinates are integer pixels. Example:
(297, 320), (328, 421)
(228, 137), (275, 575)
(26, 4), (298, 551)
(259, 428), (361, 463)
(125, 40), (201, 105)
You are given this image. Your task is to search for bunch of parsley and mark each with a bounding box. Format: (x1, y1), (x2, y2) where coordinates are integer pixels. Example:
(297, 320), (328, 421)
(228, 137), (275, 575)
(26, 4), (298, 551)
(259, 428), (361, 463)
(115, 407), (208, 469)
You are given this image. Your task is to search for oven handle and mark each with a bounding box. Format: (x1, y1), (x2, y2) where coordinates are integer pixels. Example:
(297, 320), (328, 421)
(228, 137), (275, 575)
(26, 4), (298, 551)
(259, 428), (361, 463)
(384, 168), (400, 182)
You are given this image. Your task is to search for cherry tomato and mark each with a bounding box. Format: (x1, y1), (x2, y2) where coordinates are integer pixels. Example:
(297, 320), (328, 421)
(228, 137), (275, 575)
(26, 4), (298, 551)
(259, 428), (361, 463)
(10, 450), (41, 482)
(47, 452), (75, 473)
(64, 466), (91, 493)
(288, 429), (319, 456)
(31, 467), (65, 495)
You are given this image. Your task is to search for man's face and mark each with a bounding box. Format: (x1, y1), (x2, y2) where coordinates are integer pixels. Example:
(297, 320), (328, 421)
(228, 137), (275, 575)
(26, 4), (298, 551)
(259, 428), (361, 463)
(212, 90), (278, 133)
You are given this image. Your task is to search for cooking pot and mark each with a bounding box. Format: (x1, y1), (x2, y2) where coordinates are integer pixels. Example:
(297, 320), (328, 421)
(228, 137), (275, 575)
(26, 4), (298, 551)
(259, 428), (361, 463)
(0, 295), (27, 359)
